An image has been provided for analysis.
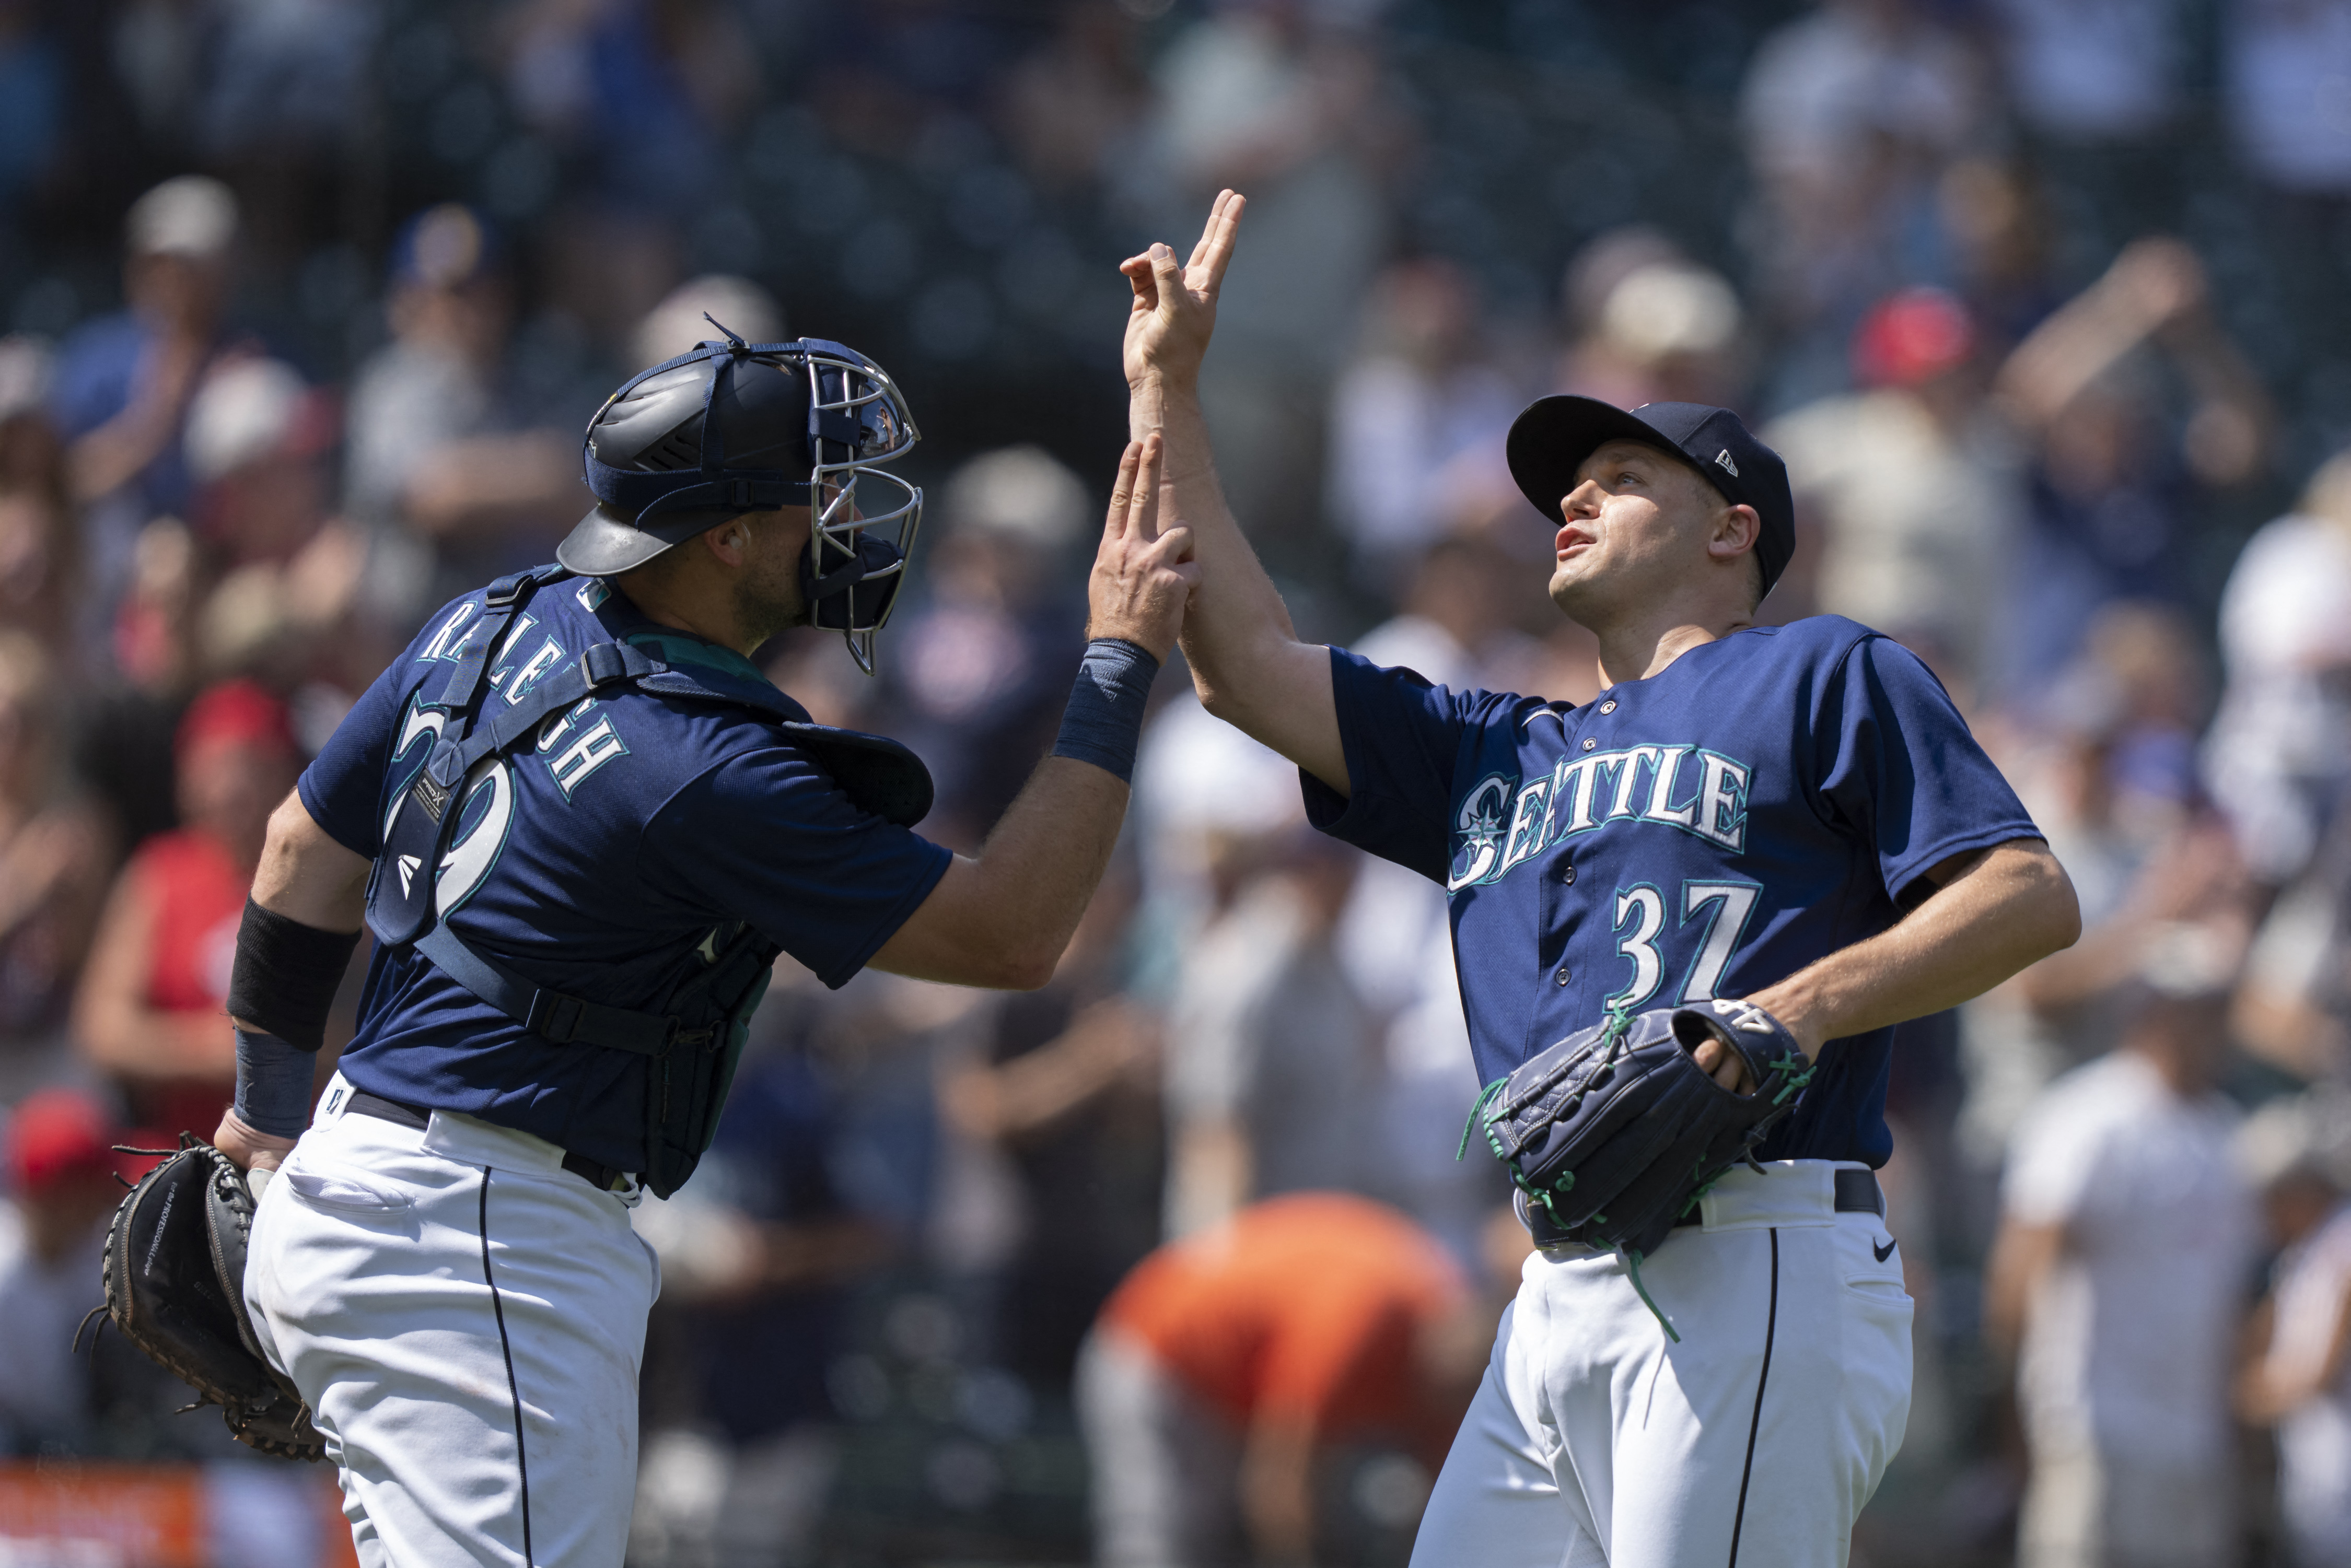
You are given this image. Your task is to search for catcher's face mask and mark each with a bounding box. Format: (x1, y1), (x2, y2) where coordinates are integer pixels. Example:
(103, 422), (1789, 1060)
(569, 324), (924, 674)
(795, 338), (921, 672)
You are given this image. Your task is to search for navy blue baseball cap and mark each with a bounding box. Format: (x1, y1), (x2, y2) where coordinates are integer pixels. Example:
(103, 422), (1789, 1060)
(1506, 396), (1796, 596)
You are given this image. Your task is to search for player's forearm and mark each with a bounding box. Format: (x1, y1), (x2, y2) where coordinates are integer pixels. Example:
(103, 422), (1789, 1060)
(1743, 838), (2079, 1054)
(1132, 373), (1348, 787)
(1131, 373), (1296, 673)
(872, 757), (1127, 989)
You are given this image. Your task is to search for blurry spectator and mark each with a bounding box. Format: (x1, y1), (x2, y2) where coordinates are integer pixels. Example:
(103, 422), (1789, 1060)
(1990, 0), (2188, 261)
(0, 1088), (121, 1454)
(2204, 450), (2351, 887)
(1993, 0), (2184, 149)
(1937, 157), (2064, 353)
(1148, 0), (1399, 571)
(1553, 227), (1683, 397)
(1345, 534), (1545, 699)
(2240, 1091), (2351, 1567)
(1740, 0), (1987, 359)
(194, 0), (379, 273)
(1962, 609), (2237, 1148)
(1324, 258), (1520, 592)
(999, 2), (1151, 197)
(2227, 0), (2351, 200)
(804, 0), (1017, 160)
(1163, 827), (1376, 1239)
(72, 680), (298, 1139)
(2227, 0), (2351, 368)
(631, 274), (783, 371)
(182, 357), (333, 566)
(937, 864), (1161, 1394)
(1560, 259), (1747, 414)
(0, 0), (62, 218)
(630, 1027), (897, 1568)
(0, 634), (106, 1075)
(1132, 688), (1304, 934)
(49, 176), (243, 621)
(500, 0), (753, 214)
(1991, 237), (2271, 695)
(0, 340), (77, 662)
(1076, 1193), (1487, 1568)
(1986, 962), (2254, 1568)
(2235, 731), (2351, 1075)
(890, 444), (1089, 848)
(177, 356), (373, 700)
(69, 513), (202, 861)
(343, 204), (583, 618)
(1766, 287), (2017, 692)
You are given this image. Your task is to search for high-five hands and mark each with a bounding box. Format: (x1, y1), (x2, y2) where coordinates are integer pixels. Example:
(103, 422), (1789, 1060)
(1085, 434), (1199, 662)
(1120, 190), (1247, 391)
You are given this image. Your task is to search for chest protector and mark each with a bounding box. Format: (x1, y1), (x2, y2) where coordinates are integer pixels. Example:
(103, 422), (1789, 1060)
(362, 564), (933, 1197)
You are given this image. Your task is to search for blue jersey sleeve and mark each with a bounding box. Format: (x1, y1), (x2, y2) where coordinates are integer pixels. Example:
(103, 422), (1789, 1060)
(296, 649), (412, 858)
(1300, 647), (1516, 884)
(638, 746), (952, 989)
(1813, 634), (2041, 903)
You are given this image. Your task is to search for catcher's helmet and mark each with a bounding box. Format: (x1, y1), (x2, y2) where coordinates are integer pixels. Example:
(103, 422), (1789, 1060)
(561, 322), (923, 672)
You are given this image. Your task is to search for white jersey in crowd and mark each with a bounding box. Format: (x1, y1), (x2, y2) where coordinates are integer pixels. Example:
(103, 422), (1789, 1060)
(2004, 1050), (2253, 1466)
(2265, 1202), (2351, 1564)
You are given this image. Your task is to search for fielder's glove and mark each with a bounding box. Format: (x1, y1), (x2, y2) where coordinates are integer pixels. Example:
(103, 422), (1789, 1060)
(97, 1136), (325, 1460)
(1465, 999), (1814, 1338)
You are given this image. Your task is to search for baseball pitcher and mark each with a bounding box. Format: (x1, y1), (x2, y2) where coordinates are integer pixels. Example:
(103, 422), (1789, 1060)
(1125, 193), (2082, 1567)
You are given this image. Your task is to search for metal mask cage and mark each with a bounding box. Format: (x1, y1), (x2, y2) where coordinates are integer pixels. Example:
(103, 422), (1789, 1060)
(795, 337), (924, 674)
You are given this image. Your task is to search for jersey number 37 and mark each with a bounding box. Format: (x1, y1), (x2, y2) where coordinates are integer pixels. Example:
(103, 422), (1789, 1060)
(1604, 881), (1760, 1009)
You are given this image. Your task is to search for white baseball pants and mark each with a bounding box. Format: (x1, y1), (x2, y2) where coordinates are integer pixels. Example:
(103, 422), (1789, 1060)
(244, 1074), (659, 1567)
(1411, 1161), (1912, 1568)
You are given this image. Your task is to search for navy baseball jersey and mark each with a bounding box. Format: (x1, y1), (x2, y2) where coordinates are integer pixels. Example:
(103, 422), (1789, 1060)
(299, 578), (951, 1170)
(1305, 615), (2039, 1166)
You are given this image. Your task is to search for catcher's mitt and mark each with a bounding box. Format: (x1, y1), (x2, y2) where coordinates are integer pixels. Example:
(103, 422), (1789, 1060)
(1465, 999), (1814, 1338)
(100, 1136), (324, 1460)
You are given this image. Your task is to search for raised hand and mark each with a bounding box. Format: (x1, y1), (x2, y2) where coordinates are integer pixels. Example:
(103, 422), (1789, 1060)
(1086, 434), (1200, 662)
(1119, 190), (1247, 390)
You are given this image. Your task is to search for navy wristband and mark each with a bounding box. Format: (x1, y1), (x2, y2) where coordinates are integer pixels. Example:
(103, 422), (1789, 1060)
(234, 1027), (316, 1140)
(1051, 638), (1159, 784)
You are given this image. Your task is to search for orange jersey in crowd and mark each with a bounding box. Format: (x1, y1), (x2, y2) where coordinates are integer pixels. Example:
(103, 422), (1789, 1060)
(1099, 1192), (1467, 1435)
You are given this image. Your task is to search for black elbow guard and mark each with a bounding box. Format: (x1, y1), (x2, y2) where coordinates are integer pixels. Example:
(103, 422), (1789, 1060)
(224, 898), (362, 1052)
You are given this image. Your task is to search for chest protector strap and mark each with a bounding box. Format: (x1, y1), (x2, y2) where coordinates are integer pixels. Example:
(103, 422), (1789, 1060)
(359, 566), (933, 1196)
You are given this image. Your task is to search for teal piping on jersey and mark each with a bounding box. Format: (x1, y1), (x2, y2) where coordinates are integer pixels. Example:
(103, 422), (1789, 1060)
(621, 630), (769, 685)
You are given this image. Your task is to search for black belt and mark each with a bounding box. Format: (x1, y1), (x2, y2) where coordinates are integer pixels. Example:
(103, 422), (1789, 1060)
(1524, 1167), (1884, 1249)
(343, 1091), (630, 1192)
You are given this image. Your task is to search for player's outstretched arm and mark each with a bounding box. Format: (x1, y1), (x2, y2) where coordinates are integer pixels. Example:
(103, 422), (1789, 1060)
(1119, 191), (1349, 795)
(212, 793), (371, 1174)
(1738, 837), (2081, 1060)
(871, 437), (1198, 990)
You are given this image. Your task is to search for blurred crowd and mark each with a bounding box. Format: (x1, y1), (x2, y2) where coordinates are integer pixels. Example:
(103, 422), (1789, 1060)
(15, 1), (2351, 1565)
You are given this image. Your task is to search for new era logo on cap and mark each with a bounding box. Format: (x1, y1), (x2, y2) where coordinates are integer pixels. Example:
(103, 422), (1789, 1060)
(1715, 449), (1738, 477)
